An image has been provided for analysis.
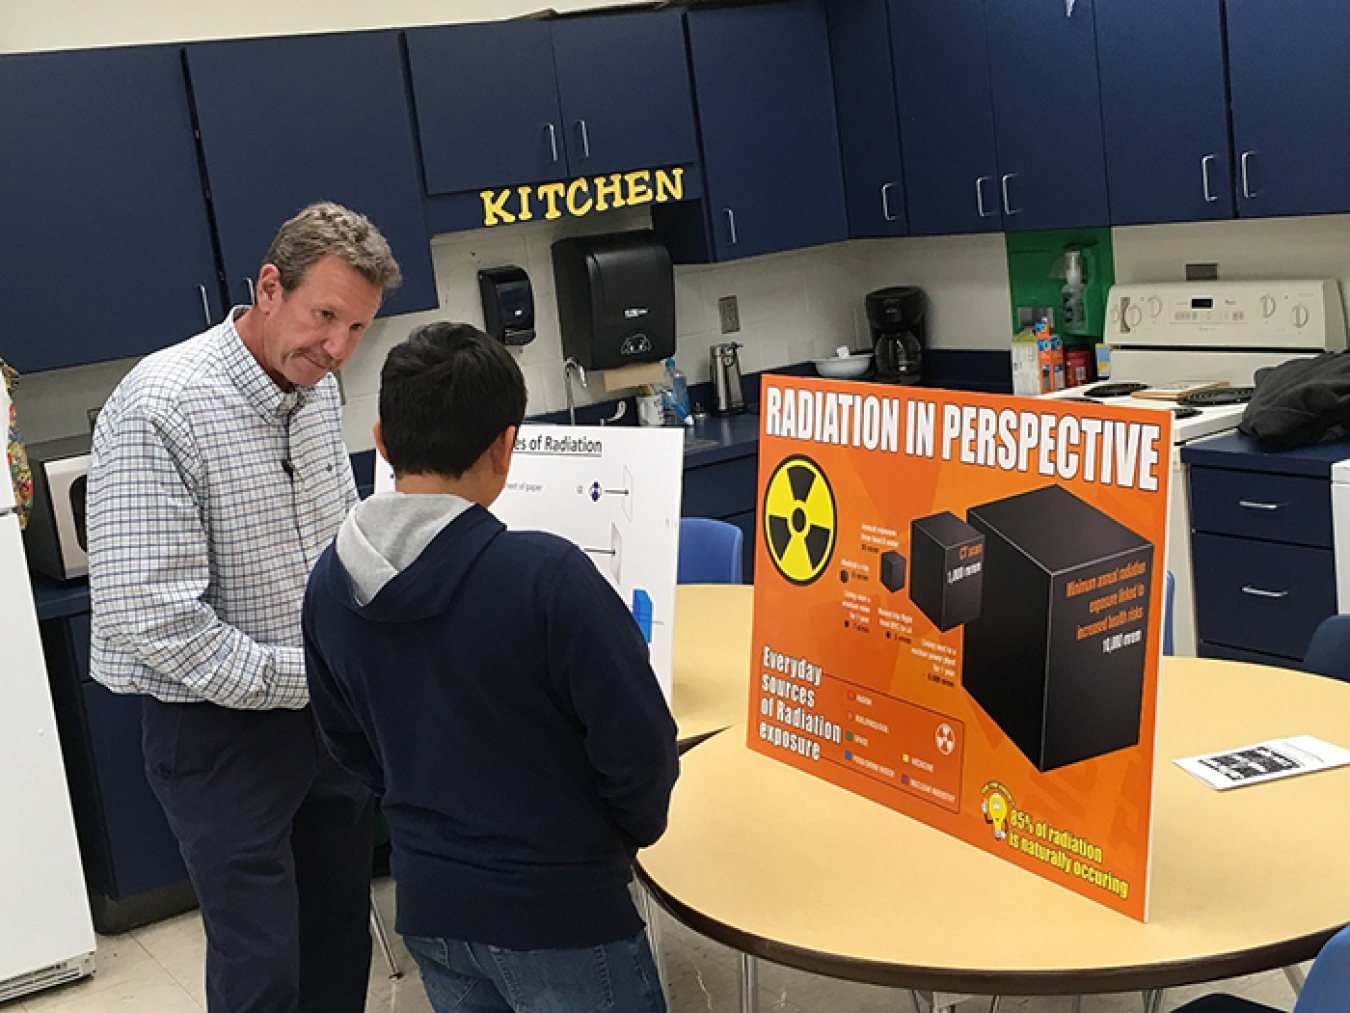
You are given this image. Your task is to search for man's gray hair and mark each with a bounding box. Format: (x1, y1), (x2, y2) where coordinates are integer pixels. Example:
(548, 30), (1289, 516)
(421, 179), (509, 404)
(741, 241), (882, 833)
(264, 201), (403, 296)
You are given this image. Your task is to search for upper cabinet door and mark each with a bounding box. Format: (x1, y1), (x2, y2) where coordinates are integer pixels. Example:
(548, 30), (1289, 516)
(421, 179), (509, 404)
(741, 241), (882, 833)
(1227, 0), (1350, 218)
(551, 11), (699, 179)
(406, 21), (565, 195)
(890, 0), (1001, 236)
(825, 0), (908, 238)
(186, 32), (436, 316)
(1096, 0), (1233, 225)
(0, 46), (218, 372)
(684, 0), (848, 261)
(984, 0), (1111, 231)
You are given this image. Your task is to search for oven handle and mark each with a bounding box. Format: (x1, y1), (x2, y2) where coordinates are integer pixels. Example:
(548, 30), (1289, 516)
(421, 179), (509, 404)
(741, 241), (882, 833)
(1241, 586), (1289, 599)
(1237, 499), (1284, 512)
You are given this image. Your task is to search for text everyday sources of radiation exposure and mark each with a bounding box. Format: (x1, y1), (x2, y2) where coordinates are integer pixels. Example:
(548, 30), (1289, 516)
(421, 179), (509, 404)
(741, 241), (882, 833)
(748, 378), (1172, 920)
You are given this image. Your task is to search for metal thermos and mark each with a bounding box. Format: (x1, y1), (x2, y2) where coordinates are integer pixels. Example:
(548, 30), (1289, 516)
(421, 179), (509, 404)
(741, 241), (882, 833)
(710, 341), (745, 415)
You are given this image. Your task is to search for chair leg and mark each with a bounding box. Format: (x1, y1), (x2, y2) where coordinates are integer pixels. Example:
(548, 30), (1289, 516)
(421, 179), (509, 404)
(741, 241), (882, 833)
(370, 885), (402, 979)
(636, 882), (668, 988)
(1141, 988), (1163, 1013)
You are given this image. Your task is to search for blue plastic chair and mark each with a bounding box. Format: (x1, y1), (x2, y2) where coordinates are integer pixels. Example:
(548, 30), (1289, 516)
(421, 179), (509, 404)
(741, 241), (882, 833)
(677, 517), (744, 585)
(1171, 922), (1350, 1012)
(1301, 614), (1350, 683)
(1163, 570), (1175, 657)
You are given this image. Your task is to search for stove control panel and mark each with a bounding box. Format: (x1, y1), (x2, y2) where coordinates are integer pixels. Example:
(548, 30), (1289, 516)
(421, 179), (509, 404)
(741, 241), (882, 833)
(1105, 279), (1346, 352)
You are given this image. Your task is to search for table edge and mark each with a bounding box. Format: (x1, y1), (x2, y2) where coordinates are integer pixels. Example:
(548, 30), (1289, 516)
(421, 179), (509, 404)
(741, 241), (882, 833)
(637, 866), (1342, 996)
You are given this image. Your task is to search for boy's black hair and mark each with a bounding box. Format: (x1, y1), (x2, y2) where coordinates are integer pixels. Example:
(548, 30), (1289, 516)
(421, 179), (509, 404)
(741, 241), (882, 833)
(379, 322), (527, 478)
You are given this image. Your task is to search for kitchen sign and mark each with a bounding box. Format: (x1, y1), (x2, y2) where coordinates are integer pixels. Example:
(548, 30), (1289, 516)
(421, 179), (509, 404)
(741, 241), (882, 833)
(480, 167), (685, 227)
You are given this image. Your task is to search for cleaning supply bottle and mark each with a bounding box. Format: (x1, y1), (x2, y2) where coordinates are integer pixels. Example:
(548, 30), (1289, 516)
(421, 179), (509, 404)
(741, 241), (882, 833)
(1060, 249), (1087, 333)
(664, 358), (692, 425)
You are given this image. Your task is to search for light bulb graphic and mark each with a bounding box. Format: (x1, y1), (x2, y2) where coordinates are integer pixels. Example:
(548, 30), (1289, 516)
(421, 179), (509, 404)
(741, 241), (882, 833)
(983, 791), (1010, 841)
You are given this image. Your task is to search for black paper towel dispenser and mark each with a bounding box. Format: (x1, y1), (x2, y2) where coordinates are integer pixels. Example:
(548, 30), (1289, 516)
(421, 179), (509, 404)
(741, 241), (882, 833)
(551, 230), (675, 371)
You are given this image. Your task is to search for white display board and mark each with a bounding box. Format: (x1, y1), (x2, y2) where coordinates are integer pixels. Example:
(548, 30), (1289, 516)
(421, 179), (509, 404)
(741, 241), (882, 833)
(375, 425), (684, 698)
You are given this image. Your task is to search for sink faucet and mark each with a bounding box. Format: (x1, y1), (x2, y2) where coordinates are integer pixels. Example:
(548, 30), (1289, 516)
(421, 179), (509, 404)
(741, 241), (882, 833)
(563, 358), (587, 425)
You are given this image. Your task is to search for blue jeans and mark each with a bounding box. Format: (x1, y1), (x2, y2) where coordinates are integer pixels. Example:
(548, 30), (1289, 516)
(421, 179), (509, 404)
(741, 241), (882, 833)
(403, 931), (666, 1013)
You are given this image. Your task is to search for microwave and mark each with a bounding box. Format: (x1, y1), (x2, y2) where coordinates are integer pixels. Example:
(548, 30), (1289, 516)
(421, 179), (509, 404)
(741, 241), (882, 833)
(24, 435), (91, 581)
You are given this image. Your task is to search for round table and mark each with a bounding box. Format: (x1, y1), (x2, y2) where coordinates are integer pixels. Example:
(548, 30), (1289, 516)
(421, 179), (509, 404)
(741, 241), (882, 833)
(671, 584), (753, 747)
(640, 656), (1350, 1000)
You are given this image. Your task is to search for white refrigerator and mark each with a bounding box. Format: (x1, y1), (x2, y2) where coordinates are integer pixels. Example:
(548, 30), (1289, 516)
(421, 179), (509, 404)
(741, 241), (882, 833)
(0, 384), (95, 1001)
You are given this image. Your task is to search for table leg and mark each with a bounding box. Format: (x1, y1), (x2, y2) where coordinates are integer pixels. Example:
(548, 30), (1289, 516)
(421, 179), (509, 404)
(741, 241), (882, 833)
(738, 952), (760, 1013)
(1283, 963), (1306, 995)
(1070, 997), (1083, 1013)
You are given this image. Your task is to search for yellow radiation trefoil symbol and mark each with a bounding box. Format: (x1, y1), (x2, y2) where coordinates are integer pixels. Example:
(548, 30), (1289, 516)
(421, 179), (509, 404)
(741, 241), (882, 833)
(763, 455), (836, 586)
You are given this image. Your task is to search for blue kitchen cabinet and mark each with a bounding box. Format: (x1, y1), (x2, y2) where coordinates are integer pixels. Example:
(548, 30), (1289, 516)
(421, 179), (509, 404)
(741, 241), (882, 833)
(0, 45), (219, 372)
(888, 0), (1001, 235)
(655, 0), (848, 262)
(1227, 0), (1350, 219)
(825, 0), (908, 238)
(408, 11), (697, 212)
(185, 32), (437, 316)
(550, 11), (699, 180)
(983, 0), (1111, 232)
(892, 0), (1110, 235)
(40, 612), (196, 932)
(406, 20), (564, 195)
(1095, 0), (1234, 224)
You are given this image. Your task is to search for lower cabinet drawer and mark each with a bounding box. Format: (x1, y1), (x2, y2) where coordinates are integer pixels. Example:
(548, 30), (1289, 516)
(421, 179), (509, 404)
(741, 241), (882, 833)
(1192, 532), (1336, 660)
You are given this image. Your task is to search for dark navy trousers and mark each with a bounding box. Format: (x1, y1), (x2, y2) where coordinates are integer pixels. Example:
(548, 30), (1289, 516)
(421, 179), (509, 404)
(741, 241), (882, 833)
(143, 698), (374, 1013)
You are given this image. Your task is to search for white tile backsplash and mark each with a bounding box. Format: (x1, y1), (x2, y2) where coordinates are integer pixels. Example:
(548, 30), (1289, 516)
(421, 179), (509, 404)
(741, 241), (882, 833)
(19, 212), (1350, 452)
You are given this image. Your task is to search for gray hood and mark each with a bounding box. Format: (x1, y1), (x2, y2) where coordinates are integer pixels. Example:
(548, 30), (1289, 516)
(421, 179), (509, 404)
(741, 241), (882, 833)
(335, 491), (473, 606)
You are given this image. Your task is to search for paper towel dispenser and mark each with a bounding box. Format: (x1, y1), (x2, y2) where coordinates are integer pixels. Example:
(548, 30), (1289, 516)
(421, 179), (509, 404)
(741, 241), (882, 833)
(551, 230), (675, 371)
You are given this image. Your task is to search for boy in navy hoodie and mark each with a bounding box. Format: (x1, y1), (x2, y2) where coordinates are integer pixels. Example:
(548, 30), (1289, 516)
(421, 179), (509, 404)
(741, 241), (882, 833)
(302, 321), (679, 1012)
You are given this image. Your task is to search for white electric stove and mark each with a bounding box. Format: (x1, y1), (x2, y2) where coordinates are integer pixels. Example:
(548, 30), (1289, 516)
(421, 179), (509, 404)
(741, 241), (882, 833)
(1041, 279), (1348, 656)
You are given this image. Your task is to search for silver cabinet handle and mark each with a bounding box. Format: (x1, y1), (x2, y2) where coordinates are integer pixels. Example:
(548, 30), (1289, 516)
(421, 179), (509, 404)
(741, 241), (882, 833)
(1241, 150), (1257, 199)
(1201, 154), (1218, 203)
(245, 277), (256, 304)
(1001, 173), (1020, 215)
(577, 119), (590, 159)
(546, 123), (559, 163)
(1241, 586), (1289, 599)
(724, 208), (738, 245)
(975, 176), (993, 218)
(880, 182), (898, 222)
(198, 285), (212, 326)
(1238, 499), (1283, 511)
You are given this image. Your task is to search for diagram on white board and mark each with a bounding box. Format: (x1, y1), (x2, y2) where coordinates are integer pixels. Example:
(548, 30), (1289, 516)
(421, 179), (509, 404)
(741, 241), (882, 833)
(373, 426), (684, 699)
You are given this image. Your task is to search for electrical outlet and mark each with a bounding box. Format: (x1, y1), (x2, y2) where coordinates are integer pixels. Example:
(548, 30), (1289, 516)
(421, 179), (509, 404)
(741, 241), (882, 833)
(718, 295), (741, 334)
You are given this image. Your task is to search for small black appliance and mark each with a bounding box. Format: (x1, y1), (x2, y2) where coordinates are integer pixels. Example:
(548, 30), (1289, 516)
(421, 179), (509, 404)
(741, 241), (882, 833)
(865, 286), (926, 385)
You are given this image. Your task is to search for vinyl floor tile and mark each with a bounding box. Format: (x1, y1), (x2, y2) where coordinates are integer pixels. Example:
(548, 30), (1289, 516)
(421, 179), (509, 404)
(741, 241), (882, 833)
(5, 882), (1303, 1012)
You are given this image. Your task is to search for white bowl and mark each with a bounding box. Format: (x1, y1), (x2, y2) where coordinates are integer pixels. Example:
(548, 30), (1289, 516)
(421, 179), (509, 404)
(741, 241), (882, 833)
(812, 352), (873, 379)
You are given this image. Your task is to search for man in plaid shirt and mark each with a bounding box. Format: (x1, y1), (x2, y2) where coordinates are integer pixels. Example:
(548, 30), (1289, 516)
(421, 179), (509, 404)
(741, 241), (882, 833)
(87, 203), (400, 1013)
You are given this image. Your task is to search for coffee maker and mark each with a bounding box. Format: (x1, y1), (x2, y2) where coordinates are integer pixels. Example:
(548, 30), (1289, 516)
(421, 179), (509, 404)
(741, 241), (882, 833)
(866, 286), (925, 385)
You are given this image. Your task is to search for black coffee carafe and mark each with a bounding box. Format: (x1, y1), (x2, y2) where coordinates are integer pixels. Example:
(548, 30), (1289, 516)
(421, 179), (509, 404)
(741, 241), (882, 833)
(866, 286), (926, 385)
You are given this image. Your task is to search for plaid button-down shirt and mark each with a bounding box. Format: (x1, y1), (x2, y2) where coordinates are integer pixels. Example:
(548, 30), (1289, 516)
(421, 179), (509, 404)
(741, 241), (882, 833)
(87, 310), (356, 709)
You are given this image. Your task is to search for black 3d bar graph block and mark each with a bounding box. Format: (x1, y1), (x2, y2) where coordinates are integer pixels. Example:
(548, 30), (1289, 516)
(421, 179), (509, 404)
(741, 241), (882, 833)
(909, 512), (984, 631)
(962, 485), (1154, 772)
(880, 551), (906, 593)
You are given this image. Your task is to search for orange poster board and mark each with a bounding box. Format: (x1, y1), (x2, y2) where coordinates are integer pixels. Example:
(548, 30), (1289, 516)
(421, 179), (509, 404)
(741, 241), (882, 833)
(747, 378), (1172, 920)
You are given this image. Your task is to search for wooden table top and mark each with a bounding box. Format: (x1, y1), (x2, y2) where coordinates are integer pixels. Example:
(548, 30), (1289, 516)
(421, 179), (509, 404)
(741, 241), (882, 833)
(640, 656), (1350, 996)
(671, 584), (753, 747)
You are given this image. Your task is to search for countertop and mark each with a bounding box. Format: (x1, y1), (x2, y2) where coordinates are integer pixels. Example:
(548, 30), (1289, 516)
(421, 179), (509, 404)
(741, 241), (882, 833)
(1181, 430), (1350, 477)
